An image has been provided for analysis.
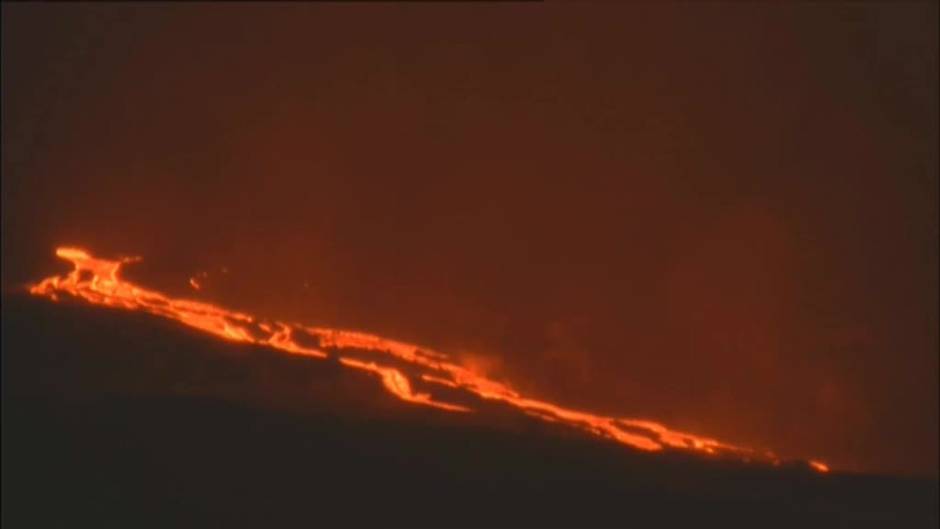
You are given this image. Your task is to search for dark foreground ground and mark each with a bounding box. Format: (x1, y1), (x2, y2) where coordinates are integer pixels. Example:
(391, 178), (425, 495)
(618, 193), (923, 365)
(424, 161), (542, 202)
(2, 294), (937, 528)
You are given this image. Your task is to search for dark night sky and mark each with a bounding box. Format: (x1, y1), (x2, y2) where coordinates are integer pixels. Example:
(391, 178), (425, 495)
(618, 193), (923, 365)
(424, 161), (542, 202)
(2, 3), (937, 476)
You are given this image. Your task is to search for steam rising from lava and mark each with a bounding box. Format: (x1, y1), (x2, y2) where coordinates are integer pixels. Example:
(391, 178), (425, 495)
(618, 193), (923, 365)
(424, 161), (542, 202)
(28, 246), (828, 471)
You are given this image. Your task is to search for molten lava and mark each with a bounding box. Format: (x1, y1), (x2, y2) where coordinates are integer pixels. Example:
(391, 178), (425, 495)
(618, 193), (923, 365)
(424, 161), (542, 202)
(28, 246), (828, 471)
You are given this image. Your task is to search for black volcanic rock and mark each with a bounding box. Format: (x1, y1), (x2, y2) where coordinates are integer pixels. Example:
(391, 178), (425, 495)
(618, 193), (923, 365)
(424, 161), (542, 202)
(2, 294), (937, 528)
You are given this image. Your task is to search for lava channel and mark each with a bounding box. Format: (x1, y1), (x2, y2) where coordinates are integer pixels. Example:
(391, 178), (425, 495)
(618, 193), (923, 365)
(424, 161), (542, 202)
(27, 245), (829, 472)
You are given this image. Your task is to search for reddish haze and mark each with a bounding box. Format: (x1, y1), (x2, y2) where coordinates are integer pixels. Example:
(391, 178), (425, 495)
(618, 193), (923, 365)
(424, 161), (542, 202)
(2, 4), (937, 476)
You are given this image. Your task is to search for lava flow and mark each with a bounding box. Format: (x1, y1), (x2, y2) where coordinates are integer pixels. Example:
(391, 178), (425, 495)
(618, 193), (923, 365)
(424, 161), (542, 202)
(28, 245), (828, 472)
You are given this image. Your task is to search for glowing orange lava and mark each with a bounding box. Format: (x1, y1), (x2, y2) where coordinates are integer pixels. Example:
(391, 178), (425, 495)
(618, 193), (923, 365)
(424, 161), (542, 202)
(28, 245), (829, 471)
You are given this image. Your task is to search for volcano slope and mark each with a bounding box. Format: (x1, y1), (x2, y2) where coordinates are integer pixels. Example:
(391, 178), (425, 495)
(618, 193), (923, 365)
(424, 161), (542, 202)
(2, 294), (937, 528)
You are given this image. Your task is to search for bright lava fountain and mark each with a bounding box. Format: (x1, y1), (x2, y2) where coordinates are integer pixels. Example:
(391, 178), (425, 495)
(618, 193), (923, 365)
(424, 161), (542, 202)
(28, 246), (829, 473)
